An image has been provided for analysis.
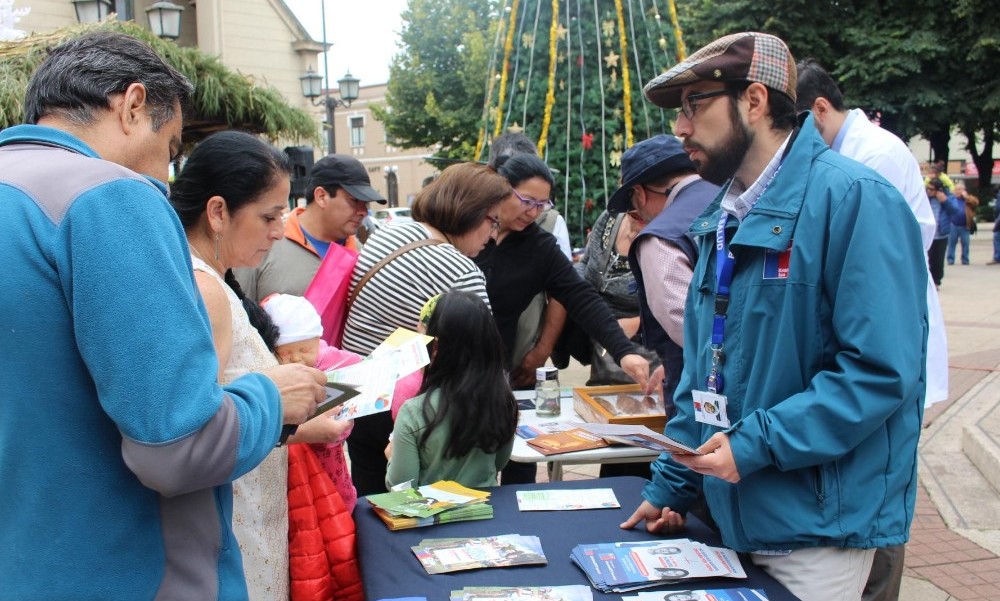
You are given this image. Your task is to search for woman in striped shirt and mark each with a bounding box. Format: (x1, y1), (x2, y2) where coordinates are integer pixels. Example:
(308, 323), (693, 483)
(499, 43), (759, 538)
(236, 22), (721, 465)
(341, 162), (513, 495)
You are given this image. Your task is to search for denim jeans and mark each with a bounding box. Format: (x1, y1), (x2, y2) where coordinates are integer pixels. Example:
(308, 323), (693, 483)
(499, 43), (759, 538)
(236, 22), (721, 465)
(993, 229), (1000, 262)
(947, 226), (970, 264)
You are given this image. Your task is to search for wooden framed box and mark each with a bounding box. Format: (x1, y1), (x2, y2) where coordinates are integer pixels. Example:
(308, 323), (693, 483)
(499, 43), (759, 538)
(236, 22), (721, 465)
(572, 384), (667, 431)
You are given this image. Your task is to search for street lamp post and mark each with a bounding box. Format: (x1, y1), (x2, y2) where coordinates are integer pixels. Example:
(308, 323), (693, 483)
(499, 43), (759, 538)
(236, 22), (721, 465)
(300, 69), (360, 155)
(297, 0), (361, 155)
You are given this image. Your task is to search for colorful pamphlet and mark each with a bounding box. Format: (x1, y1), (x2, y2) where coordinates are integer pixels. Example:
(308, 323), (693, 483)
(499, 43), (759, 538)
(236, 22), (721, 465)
(370, 327), (433, 377)
(571, 539), (746, 593)
(515, 488), (620, 511)
(576, 423), (702, 455)
(327, 354), (399, 420)
(366, 481), (493, 531)
(412, 534), (547, 574)
(450, 585), (594, 600)
(515, 420), (579, 440)
(624, 588), (769, 601)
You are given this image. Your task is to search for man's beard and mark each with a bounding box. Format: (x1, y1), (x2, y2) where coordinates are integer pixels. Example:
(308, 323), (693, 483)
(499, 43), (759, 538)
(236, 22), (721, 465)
(689, 103), (754, 186)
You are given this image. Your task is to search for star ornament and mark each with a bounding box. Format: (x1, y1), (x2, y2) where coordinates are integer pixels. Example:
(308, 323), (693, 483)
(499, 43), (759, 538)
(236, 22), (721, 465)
(604, 51), (620, 68)
(555, 23), (568, 40)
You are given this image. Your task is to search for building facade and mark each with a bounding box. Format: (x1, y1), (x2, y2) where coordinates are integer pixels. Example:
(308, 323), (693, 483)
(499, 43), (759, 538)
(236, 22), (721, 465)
(320, 82), (438, 207)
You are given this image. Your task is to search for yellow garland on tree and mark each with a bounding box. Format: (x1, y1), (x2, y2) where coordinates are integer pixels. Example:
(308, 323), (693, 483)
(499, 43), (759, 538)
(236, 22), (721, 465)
(614, 0), (633, 148)
(667, 0), (687, 60)
(536, 0), (559, 155)
(494, 0), (521, 139)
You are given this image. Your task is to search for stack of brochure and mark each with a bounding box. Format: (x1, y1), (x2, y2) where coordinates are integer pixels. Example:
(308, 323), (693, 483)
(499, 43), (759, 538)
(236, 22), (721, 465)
(411, 534), (547, 574)
(366, 481), (493, 531)
(570, 538), (746, 593)
(623, 589), (769, 601)
(450, 585), (593, 600)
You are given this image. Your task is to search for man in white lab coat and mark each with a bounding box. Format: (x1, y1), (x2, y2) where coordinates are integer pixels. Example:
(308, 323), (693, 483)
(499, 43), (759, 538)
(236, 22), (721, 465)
(796, 58), (947, 601)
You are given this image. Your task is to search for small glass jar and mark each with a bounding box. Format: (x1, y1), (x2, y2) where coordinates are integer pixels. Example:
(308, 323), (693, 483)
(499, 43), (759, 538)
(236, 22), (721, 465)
(534, 366), (561, 416)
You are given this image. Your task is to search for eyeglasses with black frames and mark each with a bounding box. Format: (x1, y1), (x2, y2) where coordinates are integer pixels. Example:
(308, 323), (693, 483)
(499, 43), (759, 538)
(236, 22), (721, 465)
(680, 89), (730, 120)
(513, 189), (554, 212)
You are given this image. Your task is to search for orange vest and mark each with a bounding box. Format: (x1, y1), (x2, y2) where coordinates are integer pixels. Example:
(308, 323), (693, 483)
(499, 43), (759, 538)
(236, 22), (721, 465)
(284, 207), (360, 257)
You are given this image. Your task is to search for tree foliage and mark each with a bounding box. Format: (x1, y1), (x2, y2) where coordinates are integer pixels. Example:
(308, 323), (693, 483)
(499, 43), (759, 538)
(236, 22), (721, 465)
(373, 0), (496, 160)
(681, 0), (1000, 194)
(383, 0), (999, 221)
(0, 19), (318, 145)
(381, 0), (684, 245)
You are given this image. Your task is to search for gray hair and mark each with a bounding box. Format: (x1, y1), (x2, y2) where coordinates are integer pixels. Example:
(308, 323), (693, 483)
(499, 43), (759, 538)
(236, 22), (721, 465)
(24, 31), (193, 131)
(487, 131), (537, 168)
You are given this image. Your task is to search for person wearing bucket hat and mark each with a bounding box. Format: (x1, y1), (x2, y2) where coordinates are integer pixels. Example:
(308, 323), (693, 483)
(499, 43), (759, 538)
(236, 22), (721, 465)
(606, 135), (719, 414)
(622, 32), (927, 601)
(235, 154), (387, 304)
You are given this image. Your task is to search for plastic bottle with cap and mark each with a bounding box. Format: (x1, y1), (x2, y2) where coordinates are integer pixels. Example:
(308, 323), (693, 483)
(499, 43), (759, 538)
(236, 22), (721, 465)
(534, 366), (561, 416)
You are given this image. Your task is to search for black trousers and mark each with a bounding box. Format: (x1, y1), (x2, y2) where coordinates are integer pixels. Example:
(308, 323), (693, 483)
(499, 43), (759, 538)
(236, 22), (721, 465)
(346, 411), (394, 497)
(863, 545), (905, 601)
(928, 237), (948, 286)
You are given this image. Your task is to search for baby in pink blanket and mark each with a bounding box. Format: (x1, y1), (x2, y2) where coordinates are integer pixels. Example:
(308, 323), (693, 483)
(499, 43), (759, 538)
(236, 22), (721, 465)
(261, 294), (421, 511)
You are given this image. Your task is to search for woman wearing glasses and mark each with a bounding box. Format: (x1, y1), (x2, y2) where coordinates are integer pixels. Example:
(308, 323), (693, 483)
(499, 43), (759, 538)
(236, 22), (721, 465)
(474, 152), (651, 483)
(341, 162), (511, 495)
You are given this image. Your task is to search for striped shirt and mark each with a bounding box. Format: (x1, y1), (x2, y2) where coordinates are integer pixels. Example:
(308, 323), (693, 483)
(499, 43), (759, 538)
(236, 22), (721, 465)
(342, 221), (491, 355)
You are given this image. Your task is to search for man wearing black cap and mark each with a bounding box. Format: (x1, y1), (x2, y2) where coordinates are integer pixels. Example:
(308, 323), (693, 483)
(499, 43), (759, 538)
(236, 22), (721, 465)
(621, 32), (927, 601)
(236, 154), (387, 303)
(607, 134), (719, 410)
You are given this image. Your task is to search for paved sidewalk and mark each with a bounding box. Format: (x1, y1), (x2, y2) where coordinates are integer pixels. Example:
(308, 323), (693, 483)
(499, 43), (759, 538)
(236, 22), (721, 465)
(543, 233), (1000, 600)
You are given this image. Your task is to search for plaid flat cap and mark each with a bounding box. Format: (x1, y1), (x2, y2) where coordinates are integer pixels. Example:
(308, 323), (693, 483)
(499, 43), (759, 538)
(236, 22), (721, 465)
(644, 32), (797, 108)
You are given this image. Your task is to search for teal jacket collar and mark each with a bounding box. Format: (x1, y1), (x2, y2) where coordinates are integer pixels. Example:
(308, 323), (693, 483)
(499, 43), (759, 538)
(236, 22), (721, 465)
(689, 112), (828, 253)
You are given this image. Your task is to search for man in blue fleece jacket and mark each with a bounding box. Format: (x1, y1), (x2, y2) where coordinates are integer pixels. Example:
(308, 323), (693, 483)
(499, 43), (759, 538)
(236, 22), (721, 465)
(0, 32), (325, 600)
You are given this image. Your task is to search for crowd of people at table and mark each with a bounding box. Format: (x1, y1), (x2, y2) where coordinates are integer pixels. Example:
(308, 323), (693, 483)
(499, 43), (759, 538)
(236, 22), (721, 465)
(0, 26), (955, 601)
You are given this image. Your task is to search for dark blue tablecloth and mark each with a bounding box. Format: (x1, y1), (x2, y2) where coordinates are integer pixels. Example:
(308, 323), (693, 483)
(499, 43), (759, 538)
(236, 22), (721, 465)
(355, 476), (801, 601)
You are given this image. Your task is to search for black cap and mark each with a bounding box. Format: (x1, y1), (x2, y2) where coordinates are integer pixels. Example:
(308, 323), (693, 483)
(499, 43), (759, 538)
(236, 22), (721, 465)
(307, 155), (387, 204)
(607, 135), (696, 214)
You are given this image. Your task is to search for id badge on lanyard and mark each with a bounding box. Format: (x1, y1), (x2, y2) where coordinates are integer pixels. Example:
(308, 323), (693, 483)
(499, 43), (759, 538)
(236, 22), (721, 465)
(695, 212), (735, 429)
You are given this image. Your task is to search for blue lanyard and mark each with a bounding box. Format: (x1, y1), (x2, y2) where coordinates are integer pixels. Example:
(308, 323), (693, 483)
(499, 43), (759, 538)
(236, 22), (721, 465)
(702, 138), (792, 394)
(707, 213), (735, 393)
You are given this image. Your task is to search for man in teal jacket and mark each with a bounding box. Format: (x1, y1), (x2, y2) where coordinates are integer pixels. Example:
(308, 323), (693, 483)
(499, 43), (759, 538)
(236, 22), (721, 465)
(0, 33), (325, 600)
(622, 33), (927, 601)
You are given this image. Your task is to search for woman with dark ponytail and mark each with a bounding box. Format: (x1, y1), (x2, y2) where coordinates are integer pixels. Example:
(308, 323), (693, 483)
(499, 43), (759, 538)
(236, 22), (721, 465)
(170, 130), (340, 600)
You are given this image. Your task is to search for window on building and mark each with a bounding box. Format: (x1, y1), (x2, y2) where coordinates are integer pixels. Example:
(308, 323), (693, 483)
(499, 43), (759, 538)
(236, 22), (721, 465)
(350, 117), (365, 148)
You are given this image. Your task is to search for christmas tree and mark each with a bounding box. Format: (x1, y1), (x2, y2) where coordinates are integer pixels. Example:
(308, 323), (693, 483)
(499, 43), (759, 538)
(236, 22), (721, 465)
(476, 0), (687, 245)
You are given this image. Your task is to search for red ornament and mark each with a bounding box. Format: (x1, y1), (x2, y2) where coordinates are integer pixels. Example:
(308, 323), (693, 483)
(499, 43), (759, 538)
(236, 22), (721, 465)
(576, 54), (584, 68)
(581, 132), (594, 150)
(584, 198), (594, 212)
